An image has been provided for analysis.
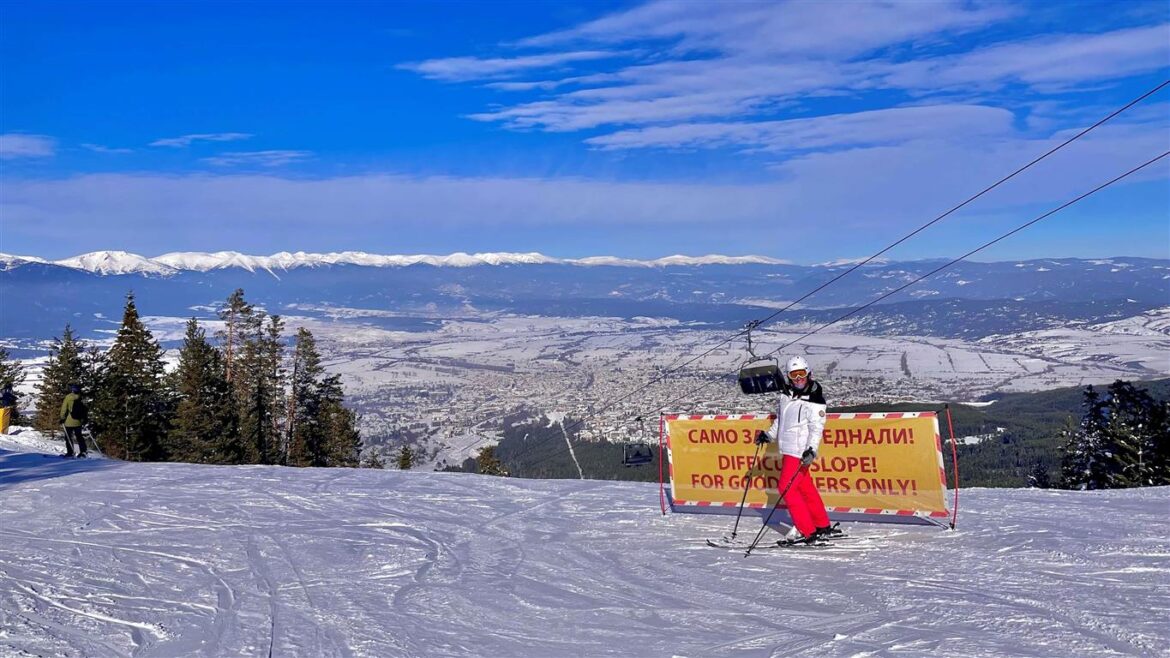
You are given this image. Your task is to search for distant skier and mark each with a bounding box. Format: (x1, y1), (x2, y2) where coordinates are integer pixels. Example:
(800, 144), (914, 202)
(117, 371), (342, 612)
(758, 356), (840, 544)
(0, 383), (16, 434)
(59, 383), (89, 458)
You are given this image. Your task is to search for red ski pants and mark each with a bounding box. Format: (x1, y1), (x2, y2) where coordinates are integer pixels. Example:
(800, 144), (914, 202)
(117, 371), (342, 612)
(778, 454), (829, 538)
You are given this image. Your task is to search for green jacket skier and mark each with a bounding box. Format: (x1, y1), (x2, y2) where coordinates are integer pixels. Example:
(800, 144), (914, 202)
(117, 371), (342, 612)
(60, 392), (83, 428)
(59, 384), (88, 457)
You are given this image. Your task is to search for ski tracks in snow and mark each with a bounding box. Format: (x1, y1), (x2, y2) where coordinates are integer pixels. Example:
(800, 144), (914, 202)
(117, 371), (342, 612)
(558, 419), (585, 480)
(2, 452), (1169, 657)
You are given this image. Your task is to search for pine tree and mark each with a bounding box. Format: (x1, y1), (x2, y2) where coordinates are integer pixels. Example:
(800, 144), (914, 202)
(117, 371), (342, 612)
(397, 445), (415, 470)
(1060, 385), (1106, 489)
(476, 446), (508, 476)
(92, 293), (171, 461)
(263, 315), (287, 458)
(34, 326), (91, 434)
(223, 291), (284, 465)
(1027, 461), (1051, 489)
(217, 289), (252, 384)
(1141, 396), (1168, 484)
(1148, 399), (1170, 486)
(0, 346), (25, 390)
(319, 375), (361, 468)
(1061, 381), (1169, 490)
(167, 318), (239, 463)
(287, 328), (326, 467)
(362, 451), (386, 469)
(1097, 381), (1162, 487)
(281, 327), (363, 468)
(0, 346), (27, 424)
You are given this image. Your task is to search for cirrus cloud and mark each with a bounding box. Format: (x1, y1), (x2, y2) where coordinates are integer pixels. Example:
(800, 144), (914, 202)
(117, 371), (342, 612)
(201, 150), (312, 167)
(399, 50), (626, 82)
(150, 132), (253, 148)
(0, 134), (56, 159)
(406, 0), (1170, 156)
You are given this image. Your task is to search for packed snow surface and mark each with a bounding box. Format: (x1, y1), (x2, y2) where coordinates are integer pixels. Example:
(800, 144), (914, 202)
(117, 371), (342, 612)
(1, 429), (1168, 657)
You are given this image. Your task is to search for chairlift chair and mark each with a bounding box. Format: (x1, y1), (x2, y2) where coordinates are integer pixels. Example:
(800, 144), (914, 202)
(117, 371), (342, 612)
(622, 443), (654, 467)
(737, 320), (781, 395)
(622, 416), (654, 467)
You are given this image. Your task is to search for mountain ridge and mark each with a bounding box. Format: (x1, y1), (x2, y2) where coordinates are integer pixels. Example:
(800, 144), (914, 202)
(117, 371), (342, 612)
(2, 254), (1167, 342)
(7, 250), (1167, 277)
(0, 250), (797, 275)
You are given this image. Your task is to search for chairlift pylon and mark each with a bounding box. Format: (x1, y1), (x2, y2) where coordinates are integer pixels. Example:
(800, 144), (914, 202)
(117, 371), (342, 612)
(622, 416), (654, 467)
(737, 320), (781, 395)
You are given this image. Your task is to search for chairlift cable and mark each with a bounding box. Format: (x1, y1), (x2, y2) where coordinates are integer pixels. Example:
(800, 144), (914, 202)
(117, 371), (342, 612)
(513, 77), (1170, 439)
(459, 80), (1170, 474)
(517, 144), (1167, 472)
(760, 150), (1170, 359)
(641, 149), (1170, 419)
(741, 78), (1170, 337)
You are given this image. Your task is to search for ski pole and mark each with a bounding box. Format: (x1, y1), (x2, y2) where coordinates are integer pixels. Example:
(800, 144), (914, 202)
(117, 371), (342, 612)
(729, 441), (765, 540)
(744, 465), (802, 557)
(81, 425), (98, 456)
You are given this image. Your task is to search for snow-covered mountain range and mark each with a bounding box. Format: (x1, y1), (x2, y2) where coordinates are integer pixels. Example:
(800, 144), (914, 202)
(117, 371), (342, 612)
(2, 252), (1167, 343)
(0, 250), (789, 275)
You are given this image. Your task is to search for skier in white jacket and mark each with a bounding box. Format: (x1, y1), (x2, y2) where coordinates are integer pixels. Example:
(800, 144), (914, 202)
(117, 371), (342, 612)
(757, 356), (840, 544)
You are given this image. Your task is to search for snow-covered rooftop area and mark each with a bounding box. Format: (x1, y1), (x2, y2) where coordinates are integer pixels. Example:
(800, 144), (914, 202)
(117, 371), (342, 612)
(1, 427), (1167, 657)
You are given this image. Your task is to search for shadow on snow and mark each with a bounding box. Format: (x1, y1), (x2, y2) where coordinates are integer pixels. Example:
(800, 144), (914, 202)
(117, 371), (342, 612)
(0, 449), (122, 490)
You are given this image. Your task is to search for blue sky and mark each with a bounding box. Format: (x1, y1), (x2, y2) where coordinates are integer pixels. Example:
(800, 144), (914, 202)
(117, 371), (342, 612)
(1, 0), (1168, 262)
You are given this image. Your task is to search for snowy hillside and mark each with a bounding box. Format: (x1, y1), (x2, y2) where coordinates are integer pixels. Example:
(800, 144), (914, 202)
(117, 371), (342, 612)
(2, 428), (1168, 657)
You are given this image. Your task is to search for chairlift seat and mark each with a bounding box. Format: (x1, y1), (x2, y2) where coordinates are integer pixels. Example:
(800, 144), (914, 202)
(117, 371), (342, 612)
(622, 442), (654, 467)
(738, 361), (781, 395)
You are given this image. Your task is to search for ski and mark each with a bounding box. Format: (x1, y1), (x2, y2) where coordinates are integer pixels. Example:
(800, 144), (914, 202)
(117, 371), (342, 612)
(706, 536), (754, 549)
(816, 522), (848, 541)
(812, 531), (849, 541)
(707, 524), (855, 551)
(706, 537), (862, 551)
(770, 539), (838, 550)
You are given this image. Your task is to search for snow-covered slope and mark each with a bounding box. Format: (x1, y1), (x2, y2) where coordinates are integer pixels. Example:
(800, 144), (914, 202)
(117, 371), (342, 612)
(54, 251), (179, 276)
(1, 428), (1167, 657)
(0, 254), (47, 271)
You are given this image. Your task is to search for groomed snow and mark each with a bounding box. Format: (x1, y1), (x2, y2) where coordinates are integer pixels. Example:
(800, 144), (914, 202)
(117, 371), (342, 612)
(1, 427), (1167, 657)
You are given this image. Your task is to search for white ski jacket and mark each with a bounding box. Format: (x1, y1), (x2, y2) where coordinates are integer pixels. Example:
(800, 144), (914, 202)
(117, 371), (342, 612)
(764, 380), (828, 458)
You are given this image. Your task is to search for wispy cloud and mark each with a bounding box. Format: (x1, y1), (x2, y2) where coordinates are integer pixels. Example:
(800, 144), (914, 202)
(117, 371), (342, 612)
(399, 50), (624, 82)
(150, 132), (253, 148)
(406, 1), (1169, 155)
(4, 116), (1163, 244)
(0, 134), (56, 159)
(82, 143), (134, 154)
(201, 150), (312, 167)
(517, 0), (1011, 57)
(584, 105), (1015, 152)
(875, 24), (1170, 93)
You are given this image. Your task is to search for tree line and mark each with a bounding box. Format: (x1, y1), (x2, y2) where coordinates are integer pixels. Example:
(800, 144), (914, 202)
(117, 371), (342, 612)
(10, 289), (366, 468)
(449, 381), (1169, 490)
(1058, 380), (1170, 490)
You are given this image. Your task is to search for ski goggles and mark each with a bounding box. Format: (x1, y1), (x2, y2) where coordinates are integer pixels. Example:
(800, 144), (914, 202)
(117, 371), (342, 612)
(788, 369), (808, 380)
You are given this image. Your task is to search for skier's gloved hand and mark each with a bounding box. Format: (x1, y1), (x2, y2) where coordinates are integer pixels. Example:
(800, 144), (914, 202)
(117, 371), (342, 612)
(800, 447), (817, 466)
(754, 431), (771, 445)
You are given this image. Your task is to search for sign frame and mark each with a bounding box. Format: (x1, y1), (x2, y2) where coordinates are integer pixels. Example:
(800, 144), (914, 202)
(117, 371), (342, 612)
(661, 412), (953, 527)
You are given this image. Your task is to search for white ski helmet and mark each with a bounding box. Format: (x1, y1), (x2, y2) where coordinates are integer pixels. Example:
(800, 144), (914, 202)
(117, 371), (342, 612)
(786, 356), (810, 380)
